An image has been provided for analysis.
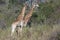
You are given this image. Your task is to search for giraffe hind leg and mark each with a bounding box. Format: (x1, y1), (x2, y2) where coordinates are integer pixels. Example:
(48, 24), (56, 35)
(17, 22), (24, 36)
(16, 25), (21, 36)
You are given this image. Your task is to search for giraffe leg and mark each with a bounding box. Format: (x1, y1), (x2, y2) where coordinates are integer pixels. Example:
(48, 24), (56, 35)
(16, 25), (23, 37)
(11, 23), (17, 36)
(18, 21), (24, 36)
(20, 21), (24, 32)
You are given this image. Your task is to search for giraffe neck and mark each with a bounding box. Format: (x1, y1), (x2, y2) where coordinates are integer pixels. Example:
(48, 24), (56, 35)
(24, 5), (35, 26)
(15, 5), (27, 22)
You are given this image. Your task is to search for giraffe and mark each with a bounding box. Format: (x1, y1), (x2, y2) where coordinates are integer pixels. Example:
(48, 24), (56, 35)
(24, 4), (39, 27)
(11, 4), (27, 36)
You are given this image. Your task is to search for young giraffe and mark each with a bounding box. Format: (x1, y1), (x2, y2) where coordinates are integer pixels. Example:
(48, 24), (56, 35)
(11, 4), (27, 36)
(24, 4), (39, 27)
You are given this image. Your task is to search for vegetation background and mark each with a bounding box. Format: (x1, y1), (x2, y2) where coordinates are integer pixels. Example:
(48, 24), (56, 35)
(0, 0), (60, 40)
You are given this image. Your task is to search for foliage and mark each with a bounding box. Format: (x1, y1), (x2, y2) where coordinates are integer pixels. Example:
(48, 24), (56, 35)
(0, 0), (60, 40)
(31, 1), (60, 24)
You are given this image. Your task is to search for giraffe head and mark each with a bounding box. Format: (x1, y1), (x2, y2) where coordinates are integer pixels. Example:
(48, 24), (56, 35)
(31, 2), (39, 9)
(33, 3), (39, 8)
(32, 0), (39, 8)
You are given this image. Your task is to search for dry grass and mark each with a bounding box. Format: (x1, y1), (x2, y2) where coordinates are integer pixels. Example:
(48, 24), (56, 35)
(0, 24), (60, 40)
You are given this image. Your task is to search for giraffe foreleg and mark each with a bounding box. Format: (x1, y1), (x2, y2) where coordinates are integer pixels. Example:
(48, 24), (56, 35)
(11, 23), (17, 36)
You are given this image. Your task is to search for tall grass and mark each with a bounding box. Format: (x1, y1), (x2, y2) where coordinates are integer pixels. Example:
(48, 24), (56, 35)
(0, 24), (60, 40)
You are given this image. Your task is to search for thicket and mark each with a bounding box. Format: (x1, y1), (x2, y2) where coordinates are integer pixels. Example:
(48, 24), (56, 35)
(0, 0), (60, 28)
